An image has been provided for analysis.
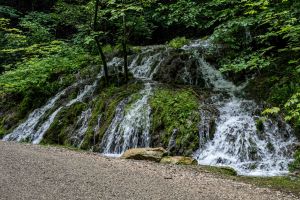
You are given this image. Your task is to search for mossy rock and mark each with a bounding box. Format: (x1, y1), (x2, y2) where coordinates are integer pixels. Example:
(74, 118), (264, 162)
(204, 165), (238, 176)
(160, 156), (198, 165)
(121, 147), (167, 162)
(42, 102), (87, 146)
(152, 51), (206, 86)
(219, 166), (238, 176)
(150, 87), (201, 156)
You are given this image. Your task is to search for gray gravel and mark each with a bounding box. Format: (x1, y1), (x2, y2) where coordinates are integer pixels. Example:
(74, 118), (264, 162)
(0, 141), (299, 200)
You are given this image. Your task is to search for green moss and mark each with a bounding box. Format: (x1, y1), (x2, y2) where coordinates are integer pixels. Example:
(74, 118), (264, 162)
(168, 37), (190, 49)
(202, 165), (238, 176)
(150, 87), (200, 156)
(289, 150), (300, 172)
(41, 102), (87, 145)
(0, 126), (5, 139)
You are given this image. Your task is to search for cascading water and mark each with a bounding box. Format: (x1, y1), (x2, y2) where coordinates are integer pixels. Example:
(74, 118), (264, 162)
(70, 108), (92, 147)
(129, 46), (168, 80)
(186, 44), (297, 176)
(3, 74), (102, 144)
(101, 83), (152, 156)
(98, 46), (170, 156)
(2, 84), (76, 142)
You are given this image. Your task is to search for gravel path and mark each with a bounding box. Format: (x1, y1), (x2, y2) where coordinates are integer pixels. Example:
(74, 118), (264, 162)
(0, 141), (299, 200)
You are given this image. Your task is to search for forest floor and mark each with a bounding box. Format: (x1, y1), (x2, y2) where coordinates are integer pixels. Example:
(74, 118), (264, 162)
(0, 141), (299, 200)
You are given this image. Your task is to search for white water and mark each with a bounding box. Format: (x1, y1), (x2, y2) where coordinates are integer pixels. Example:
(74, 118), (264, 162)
(101, 83), (152, 155)
(129, 46), (168, 80)
(2, 84), (75, 142)
(100, 48), (168, 156)
(3, 74), (102, 144)
(191, 47), (297, 176)
(71, 108), (92, 147)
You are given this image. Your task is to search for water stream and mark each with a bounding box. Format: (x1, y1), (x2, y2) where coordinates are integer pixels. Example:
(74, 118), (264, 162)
(189, 49), (296, 176)
(101, 83), (152, 156)
(3, 74), (102, 144)
(99, 46), (167, 155)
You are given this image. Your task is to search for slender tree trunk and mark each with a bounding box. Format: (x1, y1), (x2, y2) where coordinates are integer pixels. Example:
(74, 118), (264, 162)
(95, 38), (109, 81)
(122, 0), (129, 84)
(94, 0), (109, 84)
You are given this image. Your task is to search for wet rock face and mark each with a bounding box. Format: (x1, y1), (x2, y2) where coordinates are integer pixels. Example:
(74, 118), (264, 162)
(152, 51), (205, 86)
(121, 147), (167, 162)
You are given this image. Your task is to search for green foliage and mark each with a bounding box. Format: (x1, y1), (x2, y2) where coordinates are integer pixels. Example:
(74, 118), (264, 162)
(289, 150), (300, 172)
(153, 0), (201, 28)
(220, 53), (272, 73)
(104, 0), (156, 44)
(20, 12), (56, 44)
(285, 93), (300, 125)
(0, 18), (27, 48)
(150, 88), (200, 155)
(0, 43), (98, 96)
(262, 107), (281, 117)
(0, 6), (20, 18)
(168, 37), (189, 49)
(54, 0), (89, 27)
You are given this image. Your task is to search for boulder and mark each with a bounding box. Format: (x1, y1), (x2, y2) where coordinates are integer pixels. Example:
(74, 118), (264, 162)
(152, 51), (206, 87)
(160, 156), (198, 165)
(121, 147), (167, 162)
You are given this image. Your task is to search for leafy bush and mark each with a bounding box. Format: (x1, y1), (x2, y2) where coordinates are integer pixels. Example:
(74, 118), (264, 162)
(20, 12), (56, 43)
(220, 53), (272, 73)
(285, 93), (300, 125)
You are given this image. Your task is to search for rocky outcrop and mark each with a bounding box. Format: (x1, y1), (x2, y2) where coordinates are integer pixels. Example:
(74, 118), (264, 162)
(121, 147), (167, 162)
(152, 51), (205, 86)
(160, 156), (198, 165)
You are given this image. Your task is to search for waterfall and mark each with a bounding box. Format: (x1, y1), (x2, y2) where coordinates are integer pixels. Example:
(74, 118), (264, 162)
(70, 108), (92, 147)
(187, 45), (297, 176)
(100, 83), (152, 156)
(129, 46), (167, 80)
(99, 46), (168, 156)
(3, 74), (102, 144)
(2, 84), (75, 142)
(2, 38), (297, 177)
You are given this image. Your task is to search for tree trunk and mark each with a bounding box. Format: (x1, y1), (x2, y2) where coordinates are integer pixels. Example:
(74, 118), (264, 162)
(94, 0), (109, 84)
(95, 38), (109, 82)
(122, 0), (129, 84)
